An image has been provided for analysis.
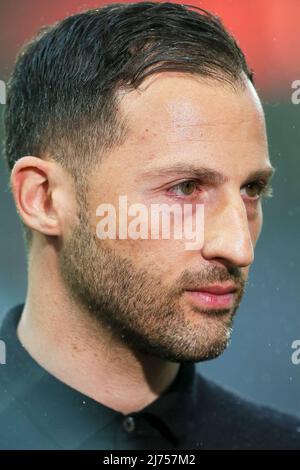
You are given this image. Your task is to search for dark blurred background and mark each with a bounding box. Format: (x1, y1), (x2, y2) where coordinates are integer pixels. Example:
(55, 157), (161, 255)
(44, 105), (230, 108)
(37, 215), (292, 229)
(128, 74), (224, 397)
(0, 0), (299, 417)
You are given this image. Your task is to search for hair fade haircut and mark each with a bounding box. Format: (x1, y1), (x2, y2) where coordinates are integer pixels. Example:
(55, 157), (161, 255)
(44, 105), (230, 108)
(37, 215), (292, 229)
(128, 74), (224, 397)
(4, 1), (253, 242)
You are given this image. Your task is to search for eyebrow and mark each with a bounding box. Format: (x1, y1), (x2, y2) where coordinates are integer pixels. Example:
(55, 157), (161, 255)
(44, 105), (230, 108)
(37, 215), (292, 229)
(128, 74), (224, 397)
(141, 163), (275, 186)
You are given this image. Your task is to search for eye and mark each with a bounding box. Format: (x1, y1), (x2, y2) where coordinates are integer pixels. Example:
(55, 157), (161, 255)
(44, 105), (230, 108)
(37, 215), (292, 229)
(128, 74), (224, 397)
(241, 181), (273, 200)
(168, 180), (200, 197)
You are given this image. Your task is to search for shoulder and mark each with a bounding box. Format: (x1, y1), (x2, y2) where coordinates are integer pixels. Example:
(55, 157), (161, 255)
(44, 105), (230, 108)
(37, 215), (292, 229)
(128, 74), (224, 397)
(0, 379), (38, 449)
(0, 304), (57, 449)
(190, 372), (300, 449)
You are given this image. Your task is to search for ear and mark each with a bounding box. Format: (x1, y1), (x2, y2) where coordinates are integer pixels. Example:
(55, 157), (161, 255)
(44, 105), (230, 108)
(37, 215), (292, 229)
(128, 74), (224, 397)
(10, 156), (67, 237)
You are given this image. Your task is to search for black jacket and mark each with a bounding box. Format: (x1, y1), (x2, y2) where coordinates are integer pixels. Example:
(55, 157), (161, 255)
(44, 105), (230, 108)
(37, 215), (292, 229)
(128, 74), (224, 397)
(0, 304), (299, 450)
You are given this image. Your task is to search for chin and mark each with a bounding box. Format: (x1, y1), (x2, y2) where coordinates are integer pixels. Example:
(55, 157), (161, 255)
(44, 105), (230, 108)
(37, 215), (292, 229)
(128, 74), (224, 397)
(136, 326), (232, 364)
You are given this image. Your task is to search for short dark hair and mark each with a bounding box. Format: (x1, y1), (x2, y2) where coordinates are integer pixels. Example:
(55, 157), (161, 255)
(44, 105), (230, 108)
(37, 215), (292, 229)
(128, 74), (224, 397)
(4, 2), (253, 242)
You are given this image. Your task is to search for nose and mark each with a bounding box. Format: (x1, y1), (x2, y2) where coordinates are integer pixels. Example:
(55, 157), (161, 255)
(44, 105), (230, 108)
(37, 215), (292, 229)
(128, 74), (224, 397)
(201, 195), (254, 268)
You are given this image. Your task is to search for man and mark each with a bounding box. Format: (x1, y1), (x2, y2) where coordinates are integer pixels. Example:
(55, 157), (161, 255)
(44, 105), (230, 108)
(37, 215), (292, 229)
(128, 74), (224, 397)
(1, 2), (299, 450)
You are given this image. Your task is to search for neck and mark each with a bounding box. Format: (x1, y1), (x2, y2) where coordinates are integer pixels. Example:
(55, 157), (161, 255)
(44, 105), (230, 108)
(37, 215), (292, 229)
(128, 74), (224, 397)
(17, 242), (180, 415)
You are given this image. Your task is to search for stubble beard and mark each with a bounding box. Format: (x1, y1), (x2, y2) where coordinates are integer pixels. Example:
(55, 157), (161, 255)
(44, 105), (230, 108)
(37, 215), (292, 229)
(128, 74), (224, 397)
(59, 208), (245, 363)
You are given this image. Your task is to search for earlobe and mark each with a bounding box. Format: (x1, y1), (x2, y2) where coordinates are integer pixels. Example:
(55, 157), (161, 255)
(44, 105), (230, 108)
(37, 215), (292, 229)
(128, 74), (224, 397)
(10, 156), (62, 237)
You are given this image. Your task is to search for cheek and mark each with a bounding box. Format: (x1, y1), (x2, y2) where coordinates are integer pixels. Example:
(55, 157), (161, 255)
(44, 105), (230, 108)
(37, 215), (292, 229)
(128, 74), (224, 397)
(102, 231), (186, 287)
(94, 196), (186, 259)
(116, 237), (183, 268)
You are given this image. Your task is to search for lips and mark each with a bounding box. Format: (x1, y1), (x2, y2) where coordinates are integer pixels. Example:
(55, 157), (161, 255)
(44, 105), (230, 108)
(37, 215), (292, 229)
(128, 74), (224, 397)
(187, 284), (237, 295)
(185, 284), (237, 309)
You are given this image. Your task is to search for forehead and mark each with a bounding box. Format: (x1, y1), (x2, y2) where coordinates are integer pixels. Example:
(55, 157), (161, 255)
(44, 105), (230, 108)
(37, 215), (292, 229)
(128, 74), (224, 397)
(113, 72), (269, 175)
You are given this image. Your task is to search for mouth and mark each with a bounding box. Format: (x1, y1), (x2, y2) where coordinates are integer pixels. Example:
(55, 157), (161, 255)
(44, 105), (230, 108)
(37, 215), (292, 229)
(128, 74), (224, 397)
(185, 284), (237, 309)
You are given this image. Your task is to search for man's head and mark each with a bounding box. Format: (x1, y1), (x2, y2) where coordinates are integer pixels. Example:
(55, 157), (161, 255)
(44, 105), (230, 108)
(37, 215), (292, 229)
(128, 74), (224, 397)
(5, 2), (273, 363)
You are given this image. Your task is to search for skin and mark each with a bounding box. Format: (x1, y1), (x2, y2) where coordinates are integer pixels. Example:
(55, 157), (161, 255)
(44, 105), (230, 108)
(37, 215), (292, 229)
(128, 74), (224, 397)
(11, 72), (273, 414)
